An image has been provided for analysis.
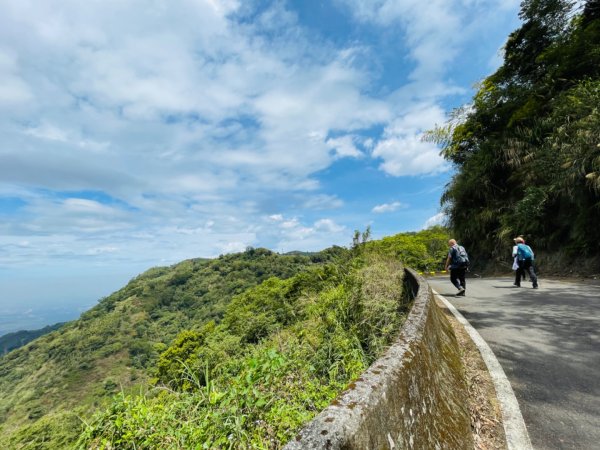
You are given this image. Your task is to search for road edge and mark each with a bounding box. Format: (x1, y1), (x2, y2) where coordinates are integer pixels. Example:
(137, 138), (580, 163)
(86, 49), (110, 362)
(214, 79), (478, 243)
(432, 289), (533, 450)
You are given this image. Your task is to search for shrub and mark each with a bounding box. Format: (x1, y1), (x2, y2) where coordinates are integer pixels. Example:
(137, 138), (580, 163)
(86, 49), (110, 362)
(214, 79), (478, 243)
(80, 251), (408, 449)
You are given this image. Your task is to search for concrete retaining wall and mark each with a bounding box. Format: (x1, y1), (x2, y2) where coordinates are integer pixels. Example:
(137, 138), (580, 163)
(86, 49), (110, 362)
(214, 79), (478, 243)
(284, 268), (473, 450)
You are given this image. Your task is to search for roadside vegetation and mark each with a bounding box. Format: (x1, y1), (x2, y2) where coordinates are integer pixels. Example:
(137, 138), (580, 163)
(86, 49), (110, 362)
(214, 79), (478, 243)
(0, 227), (450, 449)
(0, 247), (342, 448)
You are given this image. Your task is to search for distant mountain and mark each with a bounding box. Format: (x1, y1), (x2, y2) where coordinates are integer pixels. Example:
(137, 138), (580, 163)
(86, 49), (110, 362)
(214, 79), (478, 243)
(0, 323), (65, 356)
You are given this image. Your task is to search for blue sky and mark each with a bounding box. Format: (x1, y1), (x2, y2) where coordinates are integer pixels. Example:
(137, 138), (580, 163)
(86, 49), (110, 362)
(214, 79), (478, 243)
(0, 0), (521, 331)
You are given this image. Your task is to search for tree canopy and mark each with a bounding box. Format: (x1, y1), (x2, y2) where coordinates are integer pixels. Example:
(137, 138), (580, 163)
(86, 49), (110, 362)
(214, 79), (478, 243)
(430, 0), (600, 267)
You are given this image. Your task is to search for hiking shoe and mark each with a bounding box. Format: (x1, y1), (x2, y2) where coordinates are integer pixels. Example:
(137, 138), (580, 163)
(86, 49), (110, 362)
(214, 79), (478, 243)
(457, 290), (466, 296)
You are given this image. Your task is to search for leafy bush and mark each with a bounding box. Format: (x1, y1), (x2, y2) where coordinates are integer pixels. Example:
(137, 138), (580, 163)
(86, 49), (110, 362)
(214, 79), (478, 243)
(368, 226), (449, 271)
(79, 250), (408, 449)
(0, 248), (341, 449)
(1, 230), (446, 448)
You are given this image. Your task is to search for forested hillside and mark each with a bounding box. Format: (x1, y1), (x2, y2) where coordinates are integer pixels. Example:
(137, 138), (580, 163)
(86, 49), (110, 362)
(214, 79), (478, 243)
(0, 228), (450, 449)
(430, 0), (600, 271)
(0, 247), (344, 448)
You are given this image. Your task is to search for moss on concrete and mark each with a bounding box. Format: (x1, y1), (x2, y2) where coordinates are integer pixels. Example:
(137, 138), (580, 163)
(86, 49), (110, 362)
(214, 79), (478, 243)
(285, 269), (473, 449)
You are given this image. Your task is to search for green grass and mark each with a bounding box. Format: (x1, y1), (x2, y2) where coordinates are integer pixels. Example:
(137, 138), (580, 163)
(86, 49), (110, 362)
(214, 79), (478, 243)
(0, 228), (450, 449)
(79, 253), (409, 449)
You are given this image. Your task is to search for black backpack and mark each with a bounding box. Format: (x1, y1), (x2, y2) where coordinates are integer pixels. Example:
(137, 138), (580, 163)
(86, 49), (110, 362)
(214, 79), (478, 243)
(453, 245), (470, 267)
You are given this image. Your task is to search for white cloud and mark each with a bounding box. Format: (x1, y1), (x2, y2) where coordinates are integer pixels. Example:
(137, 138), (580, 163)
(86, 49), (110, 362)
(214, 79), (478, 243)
(0, 49), (33, 106)
(220, 241), (250, 254)
(24, 123), (111, 152)
(24, 123), (68, 142)
(335, 0), (517, 70)
(32, 198), (133, 234)
(301, 194), (344, 210)
(335, 0), (465, 81)
(86, 246), (120, 255)
(0, 0), (392, 210)
(372, 201), (404, 213)
(259, 214), (348, 253)
(314, 219), (345, 233)
(0, 0), (521, 305)
(62, 198), (120, 216)
(334, 0), (518, 177)
(423, 212), (447, 229)
(371, 103), (449, 176)
(326, 135), (363, 159)
(386, 103), (447, 135)
(281, 218), (302, 230)
(373, 135), (448, 176)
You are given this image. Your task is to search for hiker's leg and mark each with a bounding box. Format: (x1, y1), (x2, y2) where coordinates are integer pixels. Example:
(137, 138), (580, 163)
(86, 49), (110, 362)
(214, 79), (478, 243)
(526, 261), (538, 287)
(515, 262), (523, 286)
(459, 268), (466, 290)
(450, 269), (461, 289)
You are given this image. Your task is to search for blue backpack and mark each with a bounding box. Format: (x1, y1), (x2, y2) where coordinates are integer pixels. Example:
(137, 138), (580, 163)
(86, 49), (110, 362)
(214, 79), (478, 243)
(517, 243), (534, 261)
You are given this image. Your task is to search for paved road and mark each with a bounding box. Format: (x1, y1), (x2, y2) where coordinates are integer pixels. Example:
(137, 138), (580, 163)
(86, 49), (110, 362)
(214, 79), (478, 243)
(427, 275), (600, 450)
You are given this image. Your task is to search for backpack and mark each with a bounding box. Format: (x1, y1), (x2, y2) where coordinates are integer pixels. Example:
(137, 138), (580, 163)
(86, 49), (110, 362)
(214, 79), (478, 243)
(517, 243), (534, 261)
(453, 245), (470, 267)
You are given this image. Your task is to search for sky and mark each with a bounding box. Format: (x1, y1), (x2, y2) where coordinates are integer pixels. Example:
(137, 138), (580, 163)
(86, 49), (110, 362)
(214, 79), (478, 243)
(0, 0), (522, 332)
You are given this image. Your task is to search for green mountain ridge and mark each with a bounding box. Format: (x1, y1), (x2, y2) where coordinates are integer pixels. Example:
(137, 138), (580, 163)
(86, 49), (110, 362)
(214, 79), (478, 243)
(0, 323), (66, 356)
(0, 246), (347, 448)
(0, 229), (450, 449)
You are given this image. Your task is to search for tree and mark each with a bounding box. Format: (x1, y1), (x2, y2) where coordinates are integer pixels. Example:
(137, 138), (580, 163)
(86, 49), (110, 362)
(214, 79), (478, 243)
(582, 0), (600, 25)
(502, 0), (573, 85)
(431, 1), (600, 265)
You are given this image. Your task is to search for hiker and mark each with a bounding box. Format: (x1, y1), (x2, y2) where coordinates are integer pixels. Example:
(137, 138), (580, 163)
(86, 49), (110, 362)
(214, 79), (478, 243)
(512, 235), (527, 281)
(513, 237), (538, 289)
(444, 239), (469, 296)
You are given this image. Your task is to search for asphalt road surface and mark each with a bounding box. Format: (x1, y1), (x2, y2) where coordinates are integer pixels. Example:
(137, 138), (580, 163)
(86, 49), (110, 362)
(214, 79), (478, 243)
(427, 275), (600, 450)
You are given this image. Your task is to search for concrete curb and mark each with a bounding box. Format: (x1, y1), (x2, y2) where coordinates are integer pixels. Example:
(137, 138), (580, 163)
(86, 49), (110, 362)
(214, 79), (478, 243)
(284, 269), (473, 449)
(432, 289), (533, 450)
